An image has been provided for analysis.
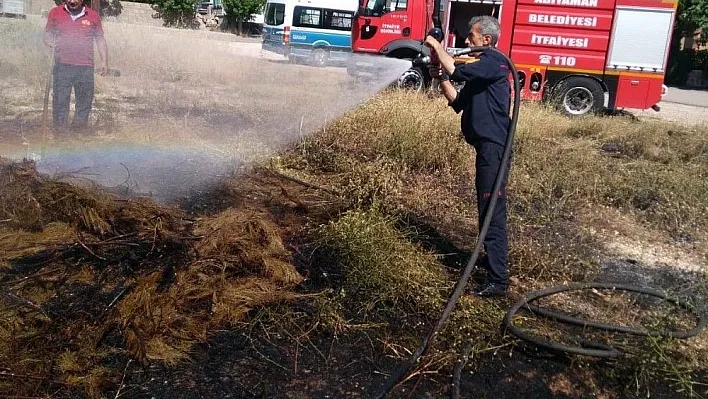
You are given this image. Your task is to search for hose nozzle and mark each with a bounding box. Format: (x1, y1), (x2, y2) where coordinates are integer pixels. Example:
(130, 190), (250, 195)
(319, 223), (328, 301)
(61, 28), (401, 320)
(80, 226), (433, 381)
(450, 47), (476, 57)
(415, 55), (433, 65)
(415, 46), (488, 66)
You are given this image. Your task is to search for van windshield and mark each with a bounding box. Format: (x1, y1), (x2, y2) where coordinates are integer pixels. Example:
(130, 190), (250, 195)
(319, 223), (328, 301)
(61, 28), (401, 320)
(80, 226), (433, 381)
(264, 2), (285, 25)
(360, 0), (407, 16)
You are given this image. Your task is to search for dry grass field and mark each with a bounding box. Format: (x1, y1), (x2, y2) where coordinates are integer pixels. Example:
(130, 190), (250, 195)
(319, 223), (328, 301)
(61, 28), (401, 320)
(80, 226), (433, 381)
(1, 16), (707, 399)
(0, 16), (408, 200)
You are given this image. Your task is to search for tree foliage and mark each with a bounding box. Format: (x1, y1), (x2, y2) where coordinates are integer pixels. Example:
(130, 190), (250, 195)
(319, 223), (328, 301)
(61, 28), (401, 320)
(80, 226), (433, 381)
(666, 0), (708, 84)
(222, 0), (264, 24)
(99, 0), (123, 17)
(676, 0), (708, 39)
(149, 0), (198, 28)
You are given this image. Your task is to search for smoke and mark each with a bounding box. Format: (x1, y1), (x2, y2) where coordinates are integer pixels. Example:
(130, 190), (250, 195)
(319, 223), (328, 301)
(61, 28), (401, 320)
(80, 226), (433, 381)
(0, 17), (411, 203)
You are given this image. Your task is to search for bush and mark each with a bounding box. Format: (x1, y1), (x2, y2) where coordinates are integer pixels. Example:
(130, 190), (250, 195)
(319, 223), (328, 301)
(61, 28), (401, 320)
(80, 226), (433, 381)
(222, 0), (264, 33)
(149, 0), (198, 28)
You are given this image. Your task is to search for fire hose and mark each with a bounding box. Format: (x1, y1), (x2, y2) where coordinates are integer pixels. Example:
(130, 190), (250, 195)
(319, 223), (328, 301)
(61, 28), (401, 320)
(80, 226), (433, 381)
(501, 282), (707, 358)
(370, 34), (707, 399)
(447, 283), (706, 399)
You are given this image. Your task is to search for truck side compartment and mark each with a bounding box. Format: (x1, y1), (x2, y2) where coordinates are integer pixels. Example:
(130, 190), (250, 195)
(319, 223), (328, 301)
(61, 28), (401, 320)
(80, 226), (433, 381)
(348, 0), (678, 116)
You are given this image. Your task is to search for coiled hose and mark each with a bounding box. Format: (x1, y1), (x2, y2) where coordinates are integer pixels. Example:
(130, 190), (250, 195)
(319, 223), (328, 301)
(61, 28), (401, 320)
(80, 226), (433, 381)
(501, 282), (707, 357)
(370, 45), (521, 399)
(450, 282), (706, 398)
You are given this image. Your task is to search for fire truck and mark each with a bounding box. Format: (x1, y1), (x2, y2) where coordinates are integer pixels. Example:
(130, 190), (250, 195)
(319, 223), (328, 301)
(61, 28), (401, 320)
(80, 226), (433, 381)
(347, 0), (677, 116)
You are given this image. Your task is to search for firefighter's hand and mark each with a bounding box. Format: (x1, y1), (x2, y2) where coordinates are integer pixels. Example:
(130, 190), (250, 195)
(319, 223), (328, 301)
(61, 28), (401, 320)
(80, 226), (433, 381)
(424, 36), (442, 52)
(428, 65), (450, 82)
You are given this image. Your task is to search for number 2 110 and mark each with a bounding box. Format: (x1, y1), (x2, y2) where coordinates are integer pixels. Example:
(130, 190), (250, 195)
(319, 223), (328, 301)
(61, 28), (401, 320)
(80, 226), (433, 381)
(554, 56), (576, 66)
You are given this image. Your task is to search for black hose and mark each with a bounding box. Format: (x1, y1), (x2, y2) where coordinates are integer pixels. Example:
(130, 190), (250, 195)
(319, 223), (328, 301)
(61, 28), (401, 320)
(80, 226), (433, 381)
(370, 45), (521, 399)
(501, 282), (707, 357)
(448, 286), (706, 397)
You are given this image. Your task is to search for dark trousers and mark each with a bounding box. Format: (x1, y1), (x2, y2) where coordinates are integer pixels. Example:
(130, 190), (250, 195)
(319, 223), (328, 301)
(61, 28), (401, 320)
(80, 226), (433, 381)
(474, 141), (512, 285)
(52, 62), (94, 132)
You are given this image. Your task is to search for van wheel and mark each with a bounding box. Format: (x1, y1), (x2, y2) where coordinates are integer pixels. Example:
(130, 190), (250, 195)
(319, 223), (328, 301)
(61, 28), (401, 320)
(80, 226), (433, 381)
(309, 48), (328, 67)
(396, 67), (426, 91)
(552, 77), (604, 116)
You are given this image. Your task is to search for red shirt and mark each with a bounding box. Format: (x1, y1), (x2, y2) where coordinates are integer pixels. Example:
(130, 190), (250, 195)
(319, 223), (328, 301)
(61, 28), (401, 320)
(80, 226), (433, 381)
(45, 5), (104, 67)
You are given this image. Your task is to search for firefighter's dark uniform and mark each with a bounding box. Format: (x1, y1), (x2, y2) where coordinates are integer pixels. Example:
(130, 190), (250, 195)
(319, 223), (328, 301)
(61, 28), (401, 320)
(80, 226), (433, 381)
(448, 48), (511, 291)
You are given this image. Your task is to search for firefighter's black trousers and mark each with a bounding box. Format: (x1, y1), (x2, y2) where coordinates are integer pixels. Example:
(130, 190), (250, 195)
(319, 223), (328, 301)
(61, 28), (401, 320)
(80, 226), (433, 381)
(474, 141), (511, 286)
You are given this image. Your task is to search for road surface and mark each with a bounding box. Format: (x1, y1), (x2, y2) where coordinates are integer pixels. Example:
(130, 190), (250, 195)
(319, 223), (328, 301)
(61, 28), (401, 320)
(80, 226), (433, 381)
(662, 86), (708, 108)
(629, 86), (708, 126)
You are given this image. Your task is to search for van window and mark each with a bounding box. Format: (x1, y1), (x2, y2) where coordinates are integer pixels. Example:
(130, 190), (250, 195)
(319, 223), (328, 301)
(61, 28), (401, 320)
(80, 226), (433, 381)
(264, 2), (285, 25)
(294, 6), (322, 28)
(324, 10), (353, 31)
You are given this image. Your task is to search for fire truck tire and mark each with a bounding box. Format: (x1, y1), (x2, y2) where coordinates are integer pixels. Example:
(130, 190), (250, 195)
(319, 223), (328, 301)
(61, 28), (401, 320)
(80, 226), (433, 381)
(553, 77), (604, 116)
(395, 66), (426, 92)
(309, 48), (329, 68)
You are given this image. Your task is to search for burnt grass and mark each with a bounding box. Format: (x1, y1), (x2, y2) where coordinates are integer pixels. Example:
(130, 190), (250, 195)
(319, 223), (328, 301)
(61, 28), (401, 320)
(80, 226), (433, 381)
(1, 159), (705, 399)
(93, 167), (697, 399)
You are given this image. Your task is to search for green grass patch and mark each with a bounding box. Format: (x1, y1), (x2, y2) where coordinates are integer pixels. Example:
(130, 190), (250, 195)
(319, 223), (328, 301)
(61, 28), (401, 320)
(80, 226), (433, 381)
(314, 206), (449, 322)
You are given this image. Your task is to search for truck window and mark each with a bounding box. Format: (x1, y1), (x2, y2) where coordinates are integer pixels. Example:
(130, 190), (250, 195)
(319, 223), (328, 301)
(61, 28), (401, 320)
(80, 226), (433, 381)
(264, 2), (285, 26)
(362, 0), (406, 16)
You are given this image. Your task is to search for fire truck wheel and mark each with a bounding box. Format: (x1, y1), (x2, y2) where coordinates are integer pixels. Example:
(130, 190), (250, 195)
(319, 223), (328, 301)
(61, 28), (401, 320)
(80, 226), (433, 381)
(309, 49), (329, 68)
(554, 77), (604, 116)
(395, 67), (426, 92)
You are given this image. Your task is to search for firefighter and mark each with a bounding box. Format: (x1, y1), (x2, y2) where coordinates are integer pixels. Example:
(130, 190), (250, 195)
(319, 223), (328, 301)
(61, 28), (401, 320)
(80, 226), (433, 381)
(43, 0), (109, 135)
(424, 15), (512, 297)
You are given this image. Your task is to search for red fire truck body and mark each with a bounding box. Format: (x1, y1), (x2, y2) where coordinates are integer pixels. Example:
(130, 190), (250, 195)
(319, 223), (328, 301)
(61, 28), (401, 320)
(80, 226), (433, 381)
(349, 0), (678, 115)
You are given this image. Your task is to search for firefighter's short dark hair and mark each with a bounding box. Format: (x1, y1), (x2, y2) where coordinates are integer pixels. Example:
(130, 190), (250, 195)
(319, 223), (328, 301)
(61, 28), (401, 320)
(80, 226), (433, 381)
(468, 15), (500, 46)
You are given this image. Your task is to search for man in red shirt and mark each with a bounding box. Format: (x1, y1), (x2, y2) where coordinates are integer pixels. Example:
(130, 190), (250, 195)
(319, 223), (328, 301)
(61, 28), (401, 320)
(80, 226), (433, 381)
(44, 0), (108, 135)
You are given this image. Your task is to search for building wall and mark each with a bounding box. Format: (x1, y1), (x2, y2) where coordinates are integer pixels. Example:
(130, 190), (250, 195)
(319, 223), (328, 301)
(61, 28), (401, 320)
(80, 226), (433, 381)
(104, 1), (163, 26)
(1, 0), (29, 15)
(682, 28), (706, 51)
(20, 0), (164, 27)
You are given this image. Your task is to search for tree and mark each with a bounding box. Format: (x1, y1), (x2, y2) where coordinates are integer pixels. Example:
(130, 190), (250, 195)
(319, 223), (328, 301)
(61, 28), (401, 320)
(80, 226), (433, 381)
(149, 0), (198, 28)
(666, 0), (708, 85)
(676, 0), (708, 32)
(675, 0), (708, 45)
(222, 0), (264, 34)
